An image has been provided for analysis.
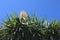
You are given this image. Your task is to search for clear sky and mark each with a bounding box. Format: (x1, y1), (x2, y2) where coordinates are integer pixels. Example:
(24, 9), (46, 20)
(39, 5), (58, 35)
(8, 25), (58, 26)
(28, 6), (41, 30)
(0, 0), (60, 22)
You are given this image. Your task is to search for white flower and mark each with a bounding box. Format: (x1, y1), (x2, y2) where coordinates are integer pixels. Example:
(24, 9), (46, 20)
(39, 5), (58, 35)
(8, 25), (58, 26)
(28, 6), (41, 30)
(20, 10), (28, 20)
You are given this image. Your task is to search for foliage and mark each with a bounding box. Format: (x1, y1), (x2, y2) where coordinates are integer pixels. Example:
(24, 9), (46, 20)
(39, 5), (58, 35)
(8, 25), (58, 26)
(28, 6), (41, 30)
(0, 13), (60, 40)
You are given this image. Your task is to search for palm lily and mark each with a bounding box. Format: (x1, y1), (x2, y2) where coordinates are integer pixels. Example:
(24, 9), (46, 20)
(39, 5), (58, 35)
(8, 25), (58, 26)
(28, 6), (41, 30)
(0, 11), (60, 40)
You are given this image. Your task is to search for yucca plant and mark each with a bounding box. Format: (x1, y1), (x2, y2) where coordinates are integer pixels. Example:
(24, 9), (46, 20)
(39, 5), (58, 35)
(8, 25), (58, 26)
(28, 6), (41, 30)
(0, 11), (60, 40)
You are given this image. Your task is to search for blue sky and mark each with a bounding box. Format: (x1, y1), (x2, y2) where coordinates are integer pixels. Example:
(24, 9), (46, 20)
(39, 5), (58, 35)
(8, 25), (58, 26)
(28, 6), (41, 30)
(0, 0), (60, 22)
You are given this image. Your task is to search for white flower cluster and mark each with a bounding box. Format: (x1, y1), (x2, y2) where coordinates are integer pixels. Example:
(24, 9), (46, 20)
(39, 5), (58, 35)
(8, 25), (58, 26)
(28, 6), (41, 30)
(20, 10), (28, 20)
